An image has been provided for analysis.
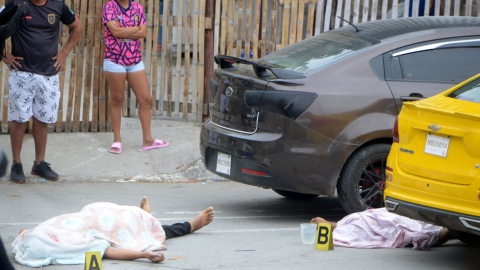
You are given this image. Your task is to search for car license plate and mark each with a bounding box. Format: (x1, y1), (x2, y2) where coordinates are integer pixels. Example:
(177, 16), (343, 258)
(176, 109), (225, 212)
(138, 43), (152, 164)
(216, 152), (231, 175)
(424, 133), (450, 158)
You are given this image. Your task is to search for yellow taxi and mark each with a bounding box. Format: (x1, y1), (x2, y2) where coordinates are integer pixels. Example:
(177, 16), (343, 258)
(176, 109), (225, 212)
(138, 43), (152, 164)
(384, 73), (480, 245)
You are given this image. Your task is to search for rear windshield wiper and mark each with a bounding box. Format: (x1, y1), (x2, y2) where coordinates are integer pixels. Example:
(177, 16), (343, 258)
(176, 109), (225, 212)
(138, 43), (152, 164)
(214, 55), (307, 80)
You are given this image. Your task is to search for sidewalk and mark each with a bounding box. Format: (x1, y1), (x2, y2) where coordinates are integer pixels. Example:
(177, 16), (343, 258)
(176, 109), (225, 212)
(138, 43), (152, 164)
(0, 118), (223, 183)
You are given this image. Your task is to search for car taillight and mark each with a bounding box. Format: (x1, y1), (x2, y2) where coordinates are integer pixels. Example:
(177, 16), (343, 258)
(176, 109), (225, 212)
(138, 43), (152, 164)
(241, 168), (267, 176)
(392, 116), (399, 143)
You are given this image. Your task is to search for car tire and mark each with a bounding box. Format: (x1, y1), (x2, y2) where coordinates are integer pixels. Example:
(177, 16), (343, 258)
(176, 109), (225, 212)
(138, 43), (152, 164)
(337, 144), (390, 214)
(449, 229), (480, 246)
(273, 189), (319, 200)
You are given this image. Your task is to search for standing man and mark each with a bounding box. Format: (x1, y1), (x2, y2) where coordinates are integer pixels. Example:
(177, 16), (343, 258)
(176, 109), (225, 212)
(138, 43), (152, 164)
(2, 0), (83, 183)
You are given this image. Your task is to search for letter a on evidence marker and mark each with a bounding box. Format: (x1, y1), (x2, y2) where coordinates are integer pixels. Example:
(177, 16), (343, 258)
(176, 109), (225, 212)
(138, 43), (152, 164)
(84, 251), (102, 270)
(315, 223), (334, 251)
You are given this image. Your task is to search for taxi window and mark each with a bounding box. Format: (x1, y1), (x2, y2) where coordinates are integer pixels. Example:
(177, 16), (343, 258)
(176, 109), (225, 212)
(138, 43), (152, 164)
(448, 78), (480, 104)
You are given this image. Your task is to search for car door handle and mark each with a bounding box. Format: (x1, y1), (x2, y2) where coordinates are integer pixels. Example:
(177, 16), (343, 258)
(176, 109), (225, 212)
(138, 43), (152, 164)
(400, 93), (424, 102)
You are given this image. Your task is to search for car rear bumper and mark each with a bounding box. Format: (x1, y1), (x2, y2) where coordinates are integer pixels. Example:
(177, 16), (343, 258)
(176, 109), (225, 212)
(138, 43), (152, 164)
(385, 197), (480, 236)
(199, 117), (351, 196)
(385, 143), (480, 235)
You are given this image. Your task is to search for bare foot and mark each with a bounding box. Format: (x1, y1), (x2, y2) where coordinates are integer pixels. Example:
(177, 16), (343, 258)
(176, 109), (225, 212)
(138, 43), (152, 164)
(189, 207), (214, 233)
(142, 138), (156, 148)
(140, 196), (151, 213)
(18, 228), (27, 235)
(146, 251), (164, 263)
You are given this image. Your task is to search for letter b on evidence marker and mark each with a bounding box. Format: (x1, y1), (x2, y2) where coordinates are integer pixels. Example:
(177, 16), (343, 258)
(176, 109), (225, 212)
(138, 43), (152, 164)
(84, 251), (102, 270)
(315, 223), (334, 251)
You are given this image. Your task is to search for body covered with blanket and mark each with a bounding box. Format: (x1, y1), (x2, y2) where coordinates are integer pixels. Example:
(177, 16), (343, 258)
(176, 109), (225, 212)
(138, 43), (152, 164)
(332, 208), (443, 250)
(11, 202), (166, 267)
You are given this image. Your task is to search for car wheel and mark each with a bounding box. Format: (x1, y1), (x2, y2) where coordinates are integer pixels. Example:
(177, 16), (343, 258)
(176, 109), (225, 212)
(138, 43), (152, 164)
(449, 229), (480, 246)
(337, 144), (390, 214)
(273, 189), (319, 200)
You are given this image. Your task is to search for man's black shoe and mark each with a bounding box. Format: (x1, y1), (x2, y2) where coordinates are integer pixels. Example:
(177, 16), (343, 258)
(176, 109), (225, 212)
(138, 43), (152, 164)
(31, 161), (59, 181)
(11, 162), (25, 184)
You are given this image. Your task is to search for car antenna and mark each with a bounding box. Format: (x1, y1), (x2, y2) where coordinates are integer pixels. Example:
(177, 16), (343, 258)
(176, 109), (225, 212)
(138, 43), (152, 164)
(337, 16), (362, 32)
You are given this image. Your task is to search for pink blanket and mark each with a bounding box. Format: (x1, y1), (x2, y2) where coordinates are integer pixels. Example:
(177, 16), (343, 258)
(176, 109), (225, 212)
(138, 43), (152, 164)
(333, 208), (442, 250)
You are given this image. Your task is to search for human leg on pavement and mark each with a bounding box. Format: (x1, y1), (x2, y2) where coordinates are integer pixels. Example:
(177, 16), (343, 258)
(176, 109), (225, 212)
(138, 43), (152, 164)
(105, 71), (127, 153)
(140, 196), (215, 239)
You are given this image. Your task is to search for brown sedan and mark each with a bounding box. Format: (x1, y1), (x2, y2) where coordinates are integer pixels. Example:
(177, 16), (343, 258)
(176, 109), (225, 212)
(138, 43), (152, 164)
(200, 16), (480, 213)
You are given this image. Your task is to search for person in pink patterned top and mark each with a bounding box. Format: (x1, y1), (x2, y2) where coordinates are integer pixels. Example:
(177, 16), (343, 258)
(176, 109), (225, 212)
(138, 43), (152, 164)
(103, 0), (169, 154)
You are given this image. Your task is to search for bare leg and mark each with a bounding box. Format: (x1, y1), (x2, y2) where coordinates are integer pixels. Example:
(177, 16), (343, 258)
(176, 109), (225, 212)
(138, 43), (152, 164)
(105, 71), (127, 153)
(32, 117), (48, 164)
(189, 207), (214, 232)
(140, 196), (151, 213)
(311, 217), (337, 230)
(435, 227), (452, 246)
(10, 121), (26, 164)
(126, 70), (155, 147)
(103, 247), (164, 263)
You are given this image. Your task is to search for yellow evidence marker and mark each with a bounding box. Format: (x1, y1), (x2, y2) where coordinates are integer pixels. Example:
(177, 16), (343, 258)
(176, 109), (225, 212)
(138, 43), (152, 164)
(315, 223), (334, 251)
(84, 251), (102, 270)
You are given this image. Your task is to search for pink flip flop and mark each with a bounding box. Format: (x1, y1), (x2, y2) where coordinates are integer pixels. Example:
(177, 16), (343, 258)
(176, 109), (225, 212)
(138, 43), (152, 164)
(142, 139), (169, 151)
(109, 142), (123, 154)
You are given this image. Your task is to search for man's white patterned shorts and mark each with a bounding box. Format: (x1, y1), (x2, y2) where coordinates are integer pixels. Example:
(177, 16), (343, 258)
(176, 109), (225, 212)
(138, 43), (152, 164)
(9, 71), (61, 124)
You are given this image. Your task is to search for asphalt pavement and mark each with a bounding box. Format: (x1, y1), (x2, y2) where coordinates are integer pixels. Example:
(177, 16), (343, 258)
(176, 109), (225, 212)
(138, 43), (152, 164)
(0, 118), (221, 183)
(1, 182), (480, 270)
(1, 118), (480, 269)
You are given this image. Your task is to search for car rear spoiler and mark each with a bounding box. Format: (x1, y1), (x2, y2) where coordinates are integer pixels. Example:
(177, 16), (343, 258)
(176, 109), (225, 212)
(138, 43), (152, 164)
(404, 102), (480, 121)
(214, 55), (307, 80)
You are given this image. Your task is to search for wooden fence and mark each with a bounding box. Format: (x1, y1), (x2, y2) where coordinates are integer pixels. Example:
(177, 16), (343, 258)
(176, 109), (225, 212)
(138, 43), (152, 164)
(215, 0), (479, 62)
(0, 0), (478, 133)
(0, 0), (207, 133)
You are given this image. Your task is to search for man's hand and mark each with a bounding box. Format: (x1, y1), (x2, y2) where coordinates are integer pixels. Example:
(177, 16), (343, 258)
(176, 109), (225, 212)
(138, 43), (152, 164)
(52, 51), (68, 71)
(3, 52), (22, 71)
(17, 2), (30, 17)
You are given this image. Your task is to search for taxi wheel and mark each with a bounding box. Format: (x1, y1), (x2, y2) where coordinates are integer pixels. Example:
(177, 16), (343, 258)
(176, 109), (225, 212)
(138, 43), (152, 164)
(273, 189), (319, 200)
(449, 229), (480, 246)
(337, 144), (391, 214)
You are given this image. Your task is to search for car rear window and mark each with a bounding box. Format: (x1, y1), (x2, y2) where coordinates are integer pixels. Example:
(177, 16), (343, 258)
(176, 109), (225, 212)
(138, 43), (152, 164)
(255, 31), (377, 75)
(448, 77), (480, 104)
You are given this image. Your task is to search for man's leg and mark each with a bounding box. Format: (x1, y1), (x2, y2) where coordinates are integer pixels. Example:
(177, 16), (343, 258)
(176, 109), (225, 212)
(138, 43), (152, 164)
(140, 196), (215, 240)
(32, 117), (47, 164)
(10, 121), (26, 183)
(10, 120), (26, 164)
(435, 227), (452, 246)
(163, 207), (215, 239)
(8, 70), (35, 184)
(29, 74), (60, 181)
(162, 222), (192, 239)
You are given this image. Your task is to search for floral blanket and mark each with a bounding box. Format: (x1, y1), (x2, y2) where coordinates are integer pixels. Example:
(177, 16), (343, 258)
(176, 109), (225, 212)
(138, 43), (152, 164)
(12, 202), (166, 267)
